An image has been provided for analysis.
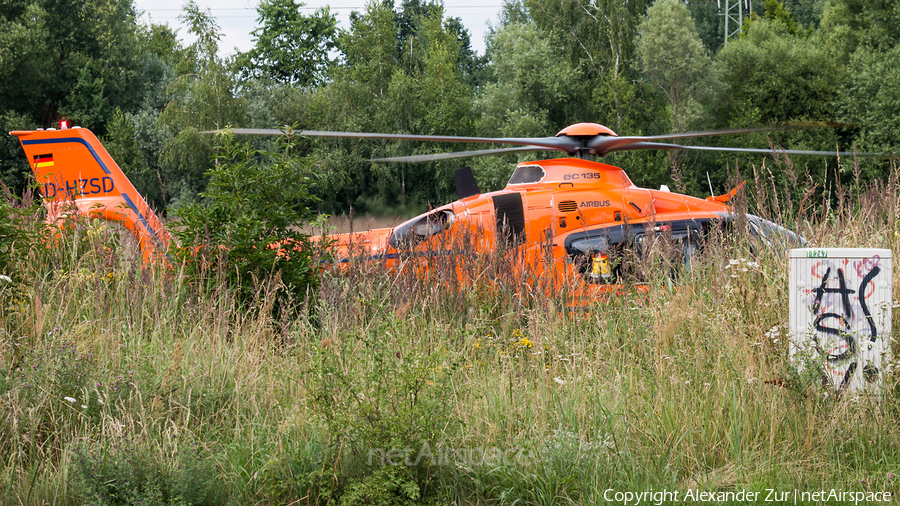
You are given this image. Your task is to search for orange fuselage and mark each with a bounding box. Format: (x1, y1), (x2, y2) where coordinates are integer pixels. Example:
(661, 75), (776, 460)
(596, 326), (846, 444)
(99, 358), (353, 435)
(323, 158), (734, 293)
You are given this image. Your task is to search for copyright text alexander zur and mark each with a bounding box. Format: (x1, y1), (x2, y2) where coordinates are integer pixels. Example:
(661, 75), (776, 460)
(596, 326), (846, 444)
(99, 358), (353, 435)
(603, 488), (892, 505)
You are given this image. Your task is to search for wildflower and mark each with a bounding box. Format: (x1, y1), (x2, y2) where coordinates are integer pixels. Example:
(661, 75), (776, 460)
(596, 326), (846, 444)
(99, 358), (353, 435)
(554, 377), (566, 385)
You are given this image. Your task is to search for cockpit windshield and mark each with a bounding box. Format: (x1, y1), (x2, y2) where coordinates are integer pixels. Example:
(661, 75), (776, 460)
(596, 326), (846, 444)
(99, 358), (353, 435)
(389, 209), (455, 248)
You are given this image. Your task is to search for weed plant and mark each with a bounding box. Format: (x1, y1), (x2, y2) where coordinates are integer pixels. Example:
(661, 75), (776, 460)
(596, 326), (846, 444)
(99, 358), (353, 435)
(1, 160), (900, 504)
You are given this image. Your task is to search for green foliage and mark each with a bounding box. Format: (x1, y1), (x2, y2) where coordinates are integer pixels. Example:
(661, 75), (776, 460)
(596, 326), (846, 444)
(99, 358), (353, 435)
(70, 437), (223, 506)
(310, 318), (459, 504)
(838, 45), (900, 155)
(716, 16), (838, 126)
(103, 108), (157, 206)
(0, 186), (43, 280)
(237, 0), (337, 87)
(638, 0), (712, 131)
(519, 0), (654, 134)
(0, 0), (146, 131)
(158, 128), (214, 209)
(762, 0), (809, 36)
(477, 22), (578, 139)
(161, 2), (245, 132)
(0, 0), (165, 192)
(174, 131), (321, 306)
(305, 1), (477, 213)
(821, 0), (900, 55)
(339, 465), (428, 506)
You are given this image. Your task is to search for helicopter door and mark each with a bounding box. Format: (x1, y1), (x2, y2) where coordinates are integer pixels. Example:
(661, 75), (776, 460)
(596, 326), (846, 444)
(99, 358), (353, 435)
(492, 193), (526, 247)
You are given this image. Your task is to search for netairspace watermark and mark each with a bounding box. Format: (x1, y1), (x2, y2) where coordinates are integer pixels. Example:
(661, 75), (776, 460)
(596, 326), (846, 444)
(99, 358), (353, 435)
(603, 488), (892, 505)
(367, 442), (532, 468)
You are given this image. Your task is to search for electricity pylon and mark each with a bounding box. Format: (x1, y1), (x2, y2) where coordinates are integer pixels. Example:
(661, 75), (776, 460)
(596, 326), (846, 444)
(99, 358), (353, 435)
(718, 0), (752, 45)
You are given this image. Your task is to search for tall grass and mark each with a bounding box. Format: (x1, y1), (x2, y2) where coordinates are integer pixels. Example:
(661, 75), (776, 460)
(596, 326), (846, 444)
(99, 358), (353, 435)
(2, 163), (900, 504)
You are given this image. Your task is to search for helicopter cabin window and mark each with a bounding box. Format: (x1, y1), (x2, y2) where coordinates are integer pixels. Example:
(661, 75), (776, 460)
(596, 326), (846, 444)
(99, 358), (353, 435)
(633, 229), (702, 276)
(565, 223), (704, 284)
(507, 165), (546, 185)
(567, 235), (614, 282)
(389, 210), (455, 248)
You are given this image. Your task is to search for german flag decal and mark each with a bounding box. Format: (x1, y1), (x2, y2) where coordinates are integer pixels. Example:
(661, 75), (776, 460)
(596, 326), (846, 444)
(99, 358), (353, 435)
(34, 153), (54, 168)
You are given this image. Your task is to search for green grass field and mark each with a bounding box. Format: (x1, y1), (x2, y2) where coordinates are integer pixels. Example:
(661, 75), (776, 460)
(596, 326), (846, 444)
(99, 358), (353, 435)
(2, 174), (900, 505)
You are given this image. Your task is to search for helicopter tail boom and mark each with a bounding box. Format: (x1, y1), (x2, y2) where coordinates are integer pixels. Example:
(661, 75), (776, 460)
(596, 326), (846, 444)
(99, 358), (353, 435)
(10, 126), (171, 263)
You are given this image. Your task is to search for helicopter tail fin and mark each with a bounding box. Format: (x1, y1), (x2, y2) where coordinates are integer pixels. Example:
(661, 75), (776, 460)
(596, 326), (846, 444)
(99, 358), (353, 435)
(10, 126), (170, 263)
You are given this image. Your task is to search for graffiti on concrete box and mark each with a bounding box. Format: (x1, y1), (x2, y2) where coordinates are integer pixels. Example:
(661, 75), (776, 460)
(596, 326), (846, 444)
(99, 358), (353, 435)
(790, 250), (892, 393)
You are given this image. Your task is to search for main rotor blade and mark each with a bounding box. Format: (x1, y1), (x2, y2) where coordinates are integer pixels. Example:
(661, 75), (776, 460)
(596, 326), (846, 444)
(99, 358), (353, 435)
(588, 125), (814, 155)
(610, 141), (895, 158)
(205, 128), (579, 153)
(370, 145), (555, 163)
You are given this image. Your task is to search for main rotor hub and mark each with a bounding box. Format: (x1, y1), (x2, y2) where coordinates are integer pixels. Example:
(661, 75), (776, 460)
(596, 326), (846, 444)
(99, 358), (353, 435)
(556, 123), (618, 138)
(555, 123), (618, 159)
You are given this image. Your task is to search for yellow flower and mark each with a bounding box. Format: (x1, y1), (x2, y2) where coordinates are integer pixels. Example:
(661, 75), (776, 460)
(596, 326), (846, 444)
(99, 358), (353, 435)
(515, 336), (533, 349)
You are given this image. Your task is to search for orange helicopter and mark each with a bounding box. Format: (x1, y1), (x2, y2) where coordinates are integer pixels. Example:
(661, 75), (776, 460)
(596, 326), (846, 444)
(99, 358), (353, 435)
(9, 121), (880, 295)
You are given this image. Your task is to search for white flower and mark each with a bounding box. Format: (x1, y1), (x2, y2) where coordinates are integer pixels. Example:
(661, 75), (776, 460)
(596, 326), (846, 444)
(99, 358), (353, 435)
(553, 377), (566, 385)
(0, 274), (11, 283)
(64, 397), (76, 403)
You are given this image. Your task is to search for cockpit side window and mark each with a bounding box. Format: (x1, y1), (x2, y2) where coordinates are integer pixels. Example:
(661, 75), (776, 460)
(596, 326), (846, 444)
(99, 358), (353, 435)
(565, 221), (707, 284)
(389, 210), (455, 248)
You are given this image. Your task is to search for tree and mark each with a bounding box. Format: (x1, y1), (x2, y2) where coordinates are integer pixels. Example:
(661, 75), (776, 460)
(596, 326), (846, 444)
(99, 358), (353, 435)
(821, 0), (900, 56)
(476, 22), (579, 139)
(714, 18), (838, 127)
(637, 0), (713, 191)
(836, 45), (900, 172)
(0, 0), (174, 193)
(302, 1), (477, 214)
(637, 0), (711, 132)
(156, 1), (246, 209)
(237, 0), (337, 87)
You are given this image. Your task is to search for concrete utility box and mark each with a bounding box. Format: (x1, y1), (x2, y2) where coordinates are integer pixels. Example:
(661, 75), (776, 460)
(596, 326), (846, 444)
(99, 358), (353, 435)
(789, 248), (892, 393)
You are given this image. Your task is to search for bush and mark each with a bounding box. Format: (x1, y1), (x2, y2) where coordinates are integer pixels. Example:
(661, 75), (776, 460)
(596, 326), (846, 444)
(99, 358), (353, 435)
(174, 130), (326, 309)
(69, 437), (224, 506)
(0, 184), (44, 281)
